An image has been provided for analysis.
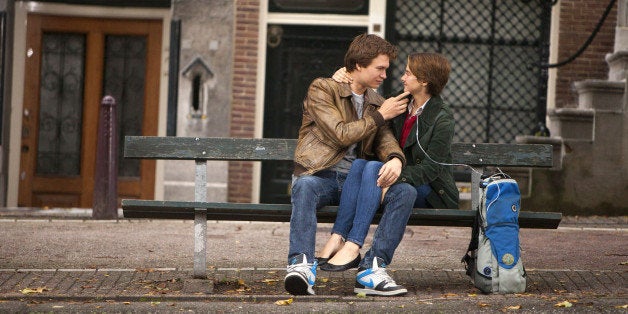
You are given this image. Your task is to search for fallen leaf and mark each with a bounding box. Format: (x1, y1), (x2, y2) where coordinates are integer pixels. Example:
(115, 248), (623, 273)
(320, 277), (329, 283)
(123, 302), (131, 305)
(356, 292), (367, 298)
(614, 305), (627, 309)
(20, 287), (48, 294)
(275, 298), (293, 306)
(262, 279), (279, 284)
(503, 305), (521, 310)
(555, 301), (572, 308)
(620, 261), (628, 265)
(478, 302), (490, 307)
(443, 293), (457, 297)
(468, 293), (477, 297)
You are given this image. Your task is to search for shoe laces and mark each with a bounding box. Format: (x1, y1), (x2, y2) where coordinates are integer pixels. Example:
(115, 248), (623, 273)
(370, 267), (397, 286)
(287, 263), (309, 273)
(287, 259), (316, 275)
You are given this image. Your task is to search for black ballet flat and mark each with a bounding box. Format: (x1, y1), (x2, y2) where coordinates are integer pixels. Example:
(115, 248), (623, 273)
(316, 257), (330, 267)
(320, 254), (361, 272)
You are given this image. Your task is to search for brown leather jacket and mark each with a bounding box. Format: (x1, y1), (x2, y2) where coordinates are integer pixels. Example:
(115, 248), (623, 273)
(294, 78), (405, 175)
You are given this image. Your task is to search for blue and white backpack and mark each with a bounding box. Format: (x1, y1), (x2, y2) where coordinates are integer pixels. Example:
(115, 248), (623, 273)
(462, 174), (527, 294)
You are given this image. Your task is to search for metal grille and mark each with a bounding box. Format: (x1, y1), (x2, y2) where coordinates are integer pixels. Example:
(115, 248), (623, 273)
(386, 0), (550, 143)
(37, 33), (85, 176)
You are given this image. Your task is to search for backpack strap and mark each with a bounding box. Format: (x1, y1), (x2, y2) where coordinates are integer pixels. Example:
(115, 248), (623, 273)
(462, 209), (481, 276)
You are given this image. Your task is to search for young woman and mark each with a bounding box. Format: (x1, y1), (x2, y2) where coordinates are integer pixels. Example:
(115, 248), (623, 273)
(318, 52), (459, 271)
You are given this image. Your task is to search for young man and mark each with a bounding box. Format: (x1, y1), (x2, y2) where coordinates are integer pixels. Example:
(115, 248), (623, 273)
(285, 34), (416, 296)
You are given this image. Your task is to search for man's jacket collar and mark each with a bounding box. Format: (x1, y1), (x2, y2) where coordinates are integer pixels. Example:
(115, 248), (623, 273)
(339, 82), (381, 107)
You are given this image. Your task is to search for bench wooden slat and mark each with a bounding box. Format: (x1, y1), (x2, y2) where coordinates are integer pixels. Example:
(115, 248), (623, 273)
(124, 136), (553, 167)
(122, 199), (562, 229)
(125, 137), (297, 161)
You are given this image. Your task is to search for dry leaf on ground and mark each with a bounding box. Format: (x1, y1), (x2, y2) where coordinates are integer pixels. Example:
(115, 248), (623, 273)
(20, 287), (48, 294)
(275, 298), (293, 306)
(555, 301), (573, 308)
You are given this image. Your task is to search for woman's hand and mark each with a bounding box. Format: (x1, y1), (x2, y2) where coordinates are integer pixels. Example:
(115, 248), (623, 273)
(331, 67), (352, 84)
(380, 186), (389, 204)
(377, 157), (403, 188)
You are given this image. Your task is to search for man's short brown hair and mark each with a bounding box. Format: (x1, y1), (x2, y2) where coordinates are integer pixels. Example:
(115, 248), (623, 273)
(407, 52), (450, 96)
(344, 34), (398, 72)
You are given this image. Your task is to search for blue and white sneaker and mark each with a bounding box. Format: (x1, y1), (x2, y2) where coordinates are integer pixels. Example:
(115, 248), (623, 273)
(284, 254), (317, 295)
(354, 257), (407, 296)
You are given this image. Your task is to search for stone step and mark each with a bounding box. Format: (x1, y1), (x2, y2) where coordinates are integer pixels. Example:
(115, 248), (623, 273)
(548, 108), (594, 141)
(606, 51), (628, 81)
(574, 79), (625, 112)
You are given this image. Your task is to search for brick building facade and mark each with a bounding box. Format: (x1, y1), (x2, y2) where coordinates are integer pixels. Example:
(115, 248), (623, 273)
(230, 0), (261, 203)
(554, 0), (617, 108)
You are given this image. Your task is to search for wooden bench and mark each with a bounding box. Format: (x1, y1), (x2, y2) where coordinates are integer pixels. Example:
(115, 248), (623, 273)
(121, 136), (562, 278)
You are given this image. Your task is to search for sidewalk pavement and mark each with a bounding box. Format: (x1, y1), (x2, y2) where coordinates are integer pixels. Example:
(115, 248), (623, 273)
(0, 208), (626, 312)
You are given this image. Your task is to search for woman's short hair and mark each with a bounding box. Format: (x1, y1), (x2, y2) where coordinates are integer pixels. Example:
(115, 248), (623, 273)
(344, 34), (398, 72)
(407, 52), (451, 96)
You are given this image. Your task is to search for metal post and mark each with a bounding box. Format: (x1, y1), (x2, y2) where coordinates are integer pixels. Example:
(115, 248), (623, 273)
(193, 159), (207, 278)
(93, 95), (118, 219)
(471, 169), (482, 212)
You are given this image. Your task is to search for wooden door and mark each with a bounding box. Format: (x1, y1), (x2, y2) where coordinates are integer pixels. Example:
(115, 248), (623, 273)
(18, 14), (161, 208)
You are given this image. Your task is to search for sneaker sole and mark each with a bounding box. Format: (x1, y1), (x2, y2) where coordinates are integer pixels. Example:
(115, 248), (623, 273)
(354, 287), (408, 296)
(284, 274), (314, 295)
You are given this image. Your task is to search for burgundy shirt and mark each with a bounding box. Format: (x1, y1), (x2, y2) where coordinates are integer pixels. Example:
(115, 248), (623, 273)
(399, 113), (417, 148)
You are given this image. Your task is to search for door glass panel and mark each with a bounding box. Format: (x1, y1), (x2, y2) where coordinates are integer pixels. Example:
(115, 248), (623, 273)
(103, 35), (146, 178)
(37, 33), (85, 176)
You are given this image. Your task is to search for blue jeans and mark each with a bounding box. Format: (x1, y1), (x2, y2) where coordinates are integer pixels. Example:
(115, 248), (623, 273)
(288, 168), (417, 268)
(288, 170), (345, 262)
(332, 159), (383, 247)
(413, 184), (433, 208)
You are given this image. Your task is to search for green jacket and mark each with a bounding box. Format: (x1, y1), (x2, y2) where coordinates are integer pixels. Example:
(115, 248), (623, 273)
(390, 96), (459, 209)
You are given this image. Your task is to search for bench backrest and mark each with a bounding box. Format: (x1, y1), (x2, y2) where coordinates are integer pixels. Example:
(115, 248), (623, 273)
(124, 136), (553, 167)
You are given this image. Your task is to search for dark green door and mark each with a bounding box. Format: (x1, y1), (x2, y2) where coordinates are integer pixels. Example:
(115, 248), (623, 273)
(261, 25), (366, 203)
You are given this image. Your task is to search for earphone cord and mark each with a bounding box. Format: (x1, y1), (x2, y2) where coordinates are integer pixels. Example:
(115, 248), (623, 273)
(414, 124), (484, 176)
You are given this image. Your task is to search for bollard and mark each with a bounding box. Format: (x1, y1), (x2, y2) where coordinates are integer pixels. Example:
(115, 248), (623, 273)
(93, 95), (118, 219)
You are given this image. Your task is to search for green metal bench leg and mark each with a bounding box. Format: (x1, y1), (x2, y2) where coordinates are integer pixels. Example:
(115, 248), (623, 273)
(193, 160), (207, 279)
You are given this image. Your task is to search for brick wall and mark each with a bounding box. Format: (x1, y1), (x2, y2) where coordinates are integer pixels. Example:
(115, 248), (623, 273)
(555, 0), (617, 108)
(229, 0), (259, 202)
